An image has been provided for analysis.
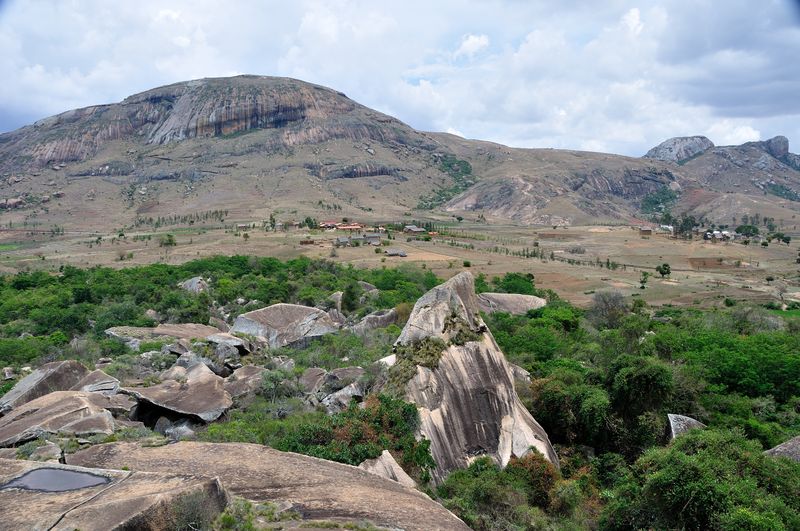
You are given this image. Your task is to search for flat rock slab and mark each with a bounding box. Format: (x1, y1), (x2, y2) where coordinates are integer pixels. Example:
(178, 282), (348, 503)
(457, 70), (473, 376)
(231, 303), (340, 349)
(70, 369), (120, 394)
(358, 450), (416, 488)
(0, 360), (89, 415)
(71, 441), (469, 531)
(477, 292), (546, 315)
(123, 363), (232, 423)
(0, 391), (116, 447)
(106, 323), (221, 342)
(224, 365), (264, 400)
(0, 459), (227, 531)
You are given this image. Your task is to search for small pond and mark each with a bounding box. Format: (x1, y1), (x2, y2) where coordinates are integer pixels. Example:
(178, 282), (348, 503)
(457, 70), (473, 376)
(0, 468), (110, 492)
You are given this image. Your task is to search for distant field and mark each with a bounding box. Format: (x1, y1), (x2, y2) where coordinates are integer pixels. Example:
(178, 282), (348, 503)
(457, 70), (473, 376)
(0, 243), (21, 252)
(770, 309), (800, 318)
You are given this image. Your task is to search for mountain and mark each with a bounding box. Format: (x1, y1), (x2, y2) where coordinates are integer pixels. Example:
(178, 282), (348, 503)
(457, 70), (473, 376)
(0, 75), (798, 228)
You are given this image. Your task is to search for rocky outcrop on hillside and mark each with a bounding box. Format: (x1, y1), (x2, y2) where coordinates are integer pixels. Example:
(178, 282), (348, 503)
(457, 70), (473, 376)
(72, 441), (470, 530)
(0, 360), (89, 416)
(666, 413), (706, 440)
(644, 136), (714, 163)
(0, 459), (228, 531)
(765, 435), (800, 461)
(391, 272), (558, 483)
(231, 303), (340, 349)
(359, 450), (417, 488)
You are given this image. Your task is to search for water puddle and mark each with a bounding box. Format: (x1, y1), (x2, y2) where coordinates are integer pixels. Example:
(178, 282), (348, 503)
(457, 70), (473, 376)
(0, 468), (110, 492)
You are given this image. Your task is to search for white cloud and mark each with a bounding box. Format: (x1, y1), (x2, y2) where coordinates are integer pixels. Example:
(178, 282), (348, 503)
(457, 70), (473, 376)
(454, 34), (489, 58)
(0, 0), (798, 156)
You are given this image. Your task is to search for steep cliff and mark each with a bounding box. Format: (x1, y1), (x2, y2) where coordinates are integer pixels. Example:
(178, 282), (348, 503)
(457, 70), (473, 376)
(391, 271), (558, 484)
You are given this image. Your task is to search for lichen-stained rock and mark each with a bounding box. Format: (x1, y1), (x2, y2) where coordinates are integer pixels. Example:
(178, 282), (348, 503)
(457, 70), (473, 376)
(231, 303), (340, 349)
(123, 363), (232, 423)
(72, 441), (469, 531)
(0, 360), (89, 416)
(394, 271), (558, 484)
(477, 292), (546, 315)
(0, 391), (115, 447)
(70, 369), (120, 394)
(666, 414), (706, 440)
(764, 436), (800, 461)
(0, 459), (228, 531)
(358, 450), (417, 488)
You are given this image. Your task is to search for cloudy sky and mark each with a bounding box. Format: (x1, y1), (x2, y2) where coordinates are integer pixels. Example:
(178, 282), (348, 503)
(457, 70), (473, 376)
(1, 0), (799, 156)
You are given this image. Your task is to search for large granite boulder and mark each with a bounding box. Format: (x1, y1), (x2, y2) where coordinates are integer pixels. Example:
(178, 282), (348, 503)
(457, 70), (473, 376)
(358, 450), (416, 488)
(644, 136), (714, 163)
(0, 459), (228, 531)
(477, 292), (546, 315)
(72, 441), (469, 530)
(122, 363), (232, 423)
(666, 414), (706, 440)
(349, 308), (398, 336)
(0, 360), (89, 416)
(0, 391), (116, 447)
(231, 303), (340, 349)
(765, 436), (800, 461)
(393, 271), (558, 483)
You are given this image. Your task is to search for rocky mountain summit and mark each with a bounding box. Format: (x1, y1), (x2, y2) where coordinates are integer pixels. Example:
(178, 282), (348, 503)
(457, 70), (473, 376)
(644, 136), (715, 164)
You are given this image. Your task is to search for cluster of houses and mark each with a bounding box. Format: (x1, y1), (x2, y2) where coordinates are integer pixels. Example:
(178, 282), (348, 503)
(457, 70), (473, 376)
(335, 233), (383, 247)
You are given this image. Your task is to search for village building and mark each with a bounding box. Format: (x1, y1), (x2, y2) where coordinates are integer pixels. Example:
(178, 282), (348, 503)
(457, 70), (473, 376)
(384, 248), (407, 257)
(403, 225), (426, 234)
(335, 236), (351, 247)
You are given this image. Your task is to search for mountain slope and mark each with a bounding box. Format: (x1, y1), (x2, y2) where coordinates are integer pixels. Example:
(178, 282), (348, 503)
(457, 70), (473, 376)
(0, 75), (798, 229)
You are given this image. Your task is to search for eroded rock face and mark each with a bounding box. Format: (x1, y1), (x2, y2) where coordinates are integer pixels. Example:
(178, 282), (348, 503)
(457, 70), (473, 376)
(394, 272), (558, 483)
(765, 436), (800, 461)
(667, 414), (706, 440)
(358, 450), (416, 488)
(0, 459), (228, 531)
(178, 276), (209, 293)
(0, 391), (116, 447)
(644, 136), (714, 163)
(0, 360), (89, 416)
(231, 303), (340, 349)
(123, 363), (232, 423)
(477, 292), (546, 315)
(72, 441), (469, 531)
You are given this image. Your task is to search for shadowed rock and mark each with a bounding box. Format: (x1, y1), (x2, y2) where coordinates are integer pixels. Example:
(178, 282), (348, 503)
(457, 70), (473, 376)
(0, 391), (116, 447)
(224, 365), (264, 400)
(0, 459), (228, 531)
(667, 414), (706, 440)
(71, 441), (469, 530)
(477, 292), (547, 315)
(0, 360), (89, 416)
(394, 272), (558, 483)
(123, 363), (232, 423)
(765, 436), (800, 461)
(231, 303), (340, 349)
(358, 450), (416, 488)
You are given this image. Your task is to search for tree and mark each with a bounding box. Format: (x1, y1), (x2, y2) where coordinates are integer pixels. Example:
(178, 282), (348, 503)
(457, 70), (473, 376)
(341, 281), (363, 313)
(639, 271), (650, 289)
(655, 263), (671, 278)
(588, 290), (628, 329)
(242, 232), (250, 242)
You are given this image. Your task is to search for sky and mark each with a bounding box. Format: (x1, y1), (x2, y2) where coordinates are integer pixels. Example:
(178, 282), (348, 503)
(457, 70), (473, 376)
(1, 0), (799, 156)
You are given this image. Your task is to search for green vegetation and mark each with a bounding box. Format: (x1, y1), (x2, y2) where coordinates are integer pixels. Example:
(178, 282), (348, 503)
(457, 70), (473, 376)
(416, 154), (477, 209)
(641, 186), (678, 215)
(0, 256), (437, 368)
(765, 182), (800, 202)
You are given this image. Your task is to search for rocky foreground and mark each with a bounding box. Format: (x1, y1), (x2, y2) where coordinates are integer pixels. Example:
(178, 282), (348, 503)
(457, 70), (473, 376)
(0, 272), (557, 529)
